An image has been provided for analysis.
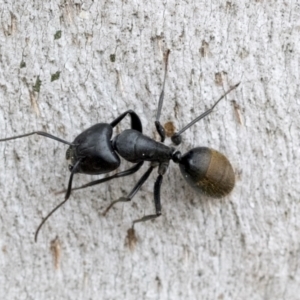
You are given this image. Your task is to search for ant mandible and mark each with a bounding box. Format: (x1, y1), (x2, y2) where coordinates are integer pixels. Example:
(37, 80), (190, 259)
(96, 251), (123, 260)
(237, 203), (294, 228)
(0, 50), (240, 241)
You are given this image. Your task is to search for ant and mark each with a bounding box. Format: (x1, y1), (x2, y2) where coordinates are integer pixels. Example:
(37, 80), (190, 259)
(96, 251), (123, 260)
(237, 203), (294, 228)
(0, 50), (239, 241)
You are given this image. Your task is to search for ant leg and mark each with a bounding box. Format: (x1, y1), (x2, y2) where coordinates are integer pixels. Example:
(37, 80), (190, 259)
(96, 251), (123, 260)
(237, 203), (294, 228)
(171, 82), (240, 145)
(132, 174), (163, 226)
(103, 165), (154, 216)
(34, 157), (83, 242)
(110, 110), (142, 132)
(56, 161), (144, 195)
(155, 49), (170, 142)
(131, 161), (168, 226)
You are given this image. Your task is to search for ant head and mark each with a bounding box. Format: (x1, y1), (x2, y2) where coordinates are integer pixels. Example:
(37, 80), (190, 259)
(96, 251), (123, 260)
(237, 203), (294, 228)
(66, 123), (121, 175)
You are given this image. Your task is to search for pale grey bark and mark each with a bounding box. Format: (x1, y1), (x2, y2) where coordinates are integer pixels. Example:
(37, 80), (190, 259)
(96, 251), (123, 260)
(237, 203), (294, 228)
(0, 1), (299, 299)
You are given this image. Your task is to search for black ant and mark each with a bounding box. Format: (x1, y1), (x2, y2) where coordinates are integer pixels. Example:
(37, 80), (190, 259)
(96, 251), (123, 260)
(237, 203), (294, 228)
(0, 50), (239, 241)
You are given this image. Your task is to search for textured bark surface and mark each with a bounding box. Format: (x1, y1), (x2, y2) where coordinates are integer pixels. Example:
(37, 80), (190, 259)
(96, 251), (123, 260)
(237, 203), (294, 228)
(0, 1), (299, 299)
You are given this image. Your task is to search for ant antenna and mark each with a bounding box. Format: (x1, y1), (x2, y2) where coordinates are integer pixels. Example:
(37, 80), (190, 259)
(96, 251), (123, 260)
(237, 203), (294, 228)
(0, 129), (78, 241)
(171, 82), (240, 145)
(0, 131), (74, 146)
(34, 158), (82, 242)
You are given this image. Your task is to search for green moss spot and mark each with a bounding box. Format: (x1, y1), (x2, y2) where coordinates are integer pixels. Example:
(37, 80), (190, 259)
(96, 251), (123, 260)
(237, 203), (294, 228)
(51, 71), (61, 82)
(20, 61), (26, 68)
(110, 54), (116, 62)
(33, 76), (42, 92)
(54, 30), (62, 40)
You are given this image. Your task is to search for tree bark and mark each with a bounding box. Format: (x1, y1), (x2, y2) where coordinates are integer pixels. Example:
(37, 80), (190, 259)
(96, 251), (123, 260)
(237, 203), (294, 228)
(0, 1), (299, 299)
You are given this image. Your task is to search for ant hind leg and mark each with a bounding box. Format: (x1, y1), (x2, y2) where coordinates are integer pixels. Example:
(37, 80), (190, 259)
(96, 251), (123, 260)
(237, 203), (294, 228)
(131, 161), (168, 228)
(132, 174), (163, 227)
(170, 82), (241, 145)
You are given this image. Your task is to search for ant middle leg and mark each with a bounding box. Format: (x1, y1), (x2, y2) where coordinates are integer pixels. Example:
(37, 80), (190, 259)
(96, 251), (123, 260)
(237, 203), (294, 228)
(154, 49), (170, 142)
(103, 165), (155, 216)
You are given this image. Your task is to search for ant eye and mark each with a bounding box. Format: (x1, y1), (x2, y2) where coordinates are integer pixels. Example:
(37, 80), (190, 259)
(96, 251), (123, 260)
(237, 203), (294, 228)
(68, 164), (73, 171)
(66, 148), (71, 160)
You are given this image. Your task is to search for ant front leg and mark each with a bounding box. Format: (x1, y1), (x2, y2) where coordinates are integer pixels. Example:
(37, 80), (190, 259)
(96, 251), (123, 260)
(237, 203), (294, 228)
(56, 161), (145, 195)
(110, 110), (143, 132)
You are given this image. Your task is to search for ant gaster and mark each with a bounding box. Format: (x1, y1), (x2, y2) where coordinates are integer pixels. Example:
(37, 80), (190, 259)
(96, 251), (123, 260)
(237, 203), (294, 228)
(0, 50), (240, 241)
